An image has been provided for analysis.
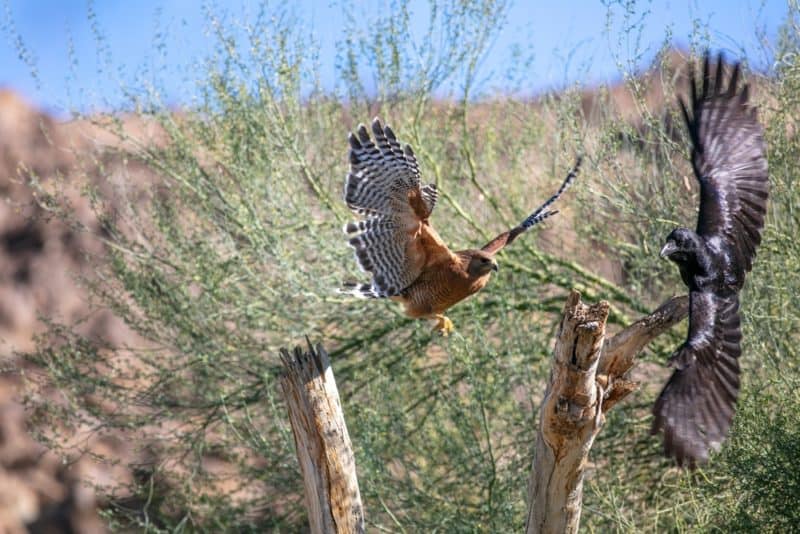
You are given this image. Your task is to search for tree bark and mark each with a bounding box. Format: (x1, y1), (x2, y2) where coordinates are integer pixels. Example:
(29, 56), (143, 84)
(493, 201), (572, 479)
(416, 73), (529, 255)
(525, 290), (689, 534)
(280, 342), (365, 534)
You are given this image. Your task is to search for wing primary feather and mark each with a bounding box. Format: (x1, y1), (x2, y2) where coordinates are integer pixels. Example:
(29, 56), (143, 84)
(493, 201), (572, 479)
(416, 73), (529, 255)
(338, 282), (381, 299)
(714, 52), (724, 96)
(522, 155), (582, 227)
(357, 124), (370, 143)
(348, 132), (362, 150)
(689, 59), (699, 117)
(739, 83), (750, 105)
(480, 157), (581, 254)
(678, 97), (698, 150)
(727, 63), (740, 97)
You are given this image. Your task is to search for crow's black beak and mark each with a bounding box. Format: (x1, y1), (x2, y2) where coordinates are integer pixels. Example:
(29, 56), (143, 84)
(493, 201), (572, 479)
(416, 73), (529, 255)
(660, 242), (677, 259)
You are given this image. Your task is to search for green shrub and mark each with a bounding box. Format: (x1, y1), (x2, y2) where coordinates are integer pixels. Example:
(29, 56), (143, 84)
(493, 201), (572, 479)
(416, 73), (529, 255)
(16, 0), (800, 531)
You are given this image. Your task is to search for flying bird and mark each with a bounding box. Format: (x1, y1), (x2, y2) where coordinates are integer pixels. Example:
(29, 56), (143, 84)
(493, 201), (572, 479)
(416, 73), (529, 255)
(652, 53), (769, 467)
(341, 118), (581, 335)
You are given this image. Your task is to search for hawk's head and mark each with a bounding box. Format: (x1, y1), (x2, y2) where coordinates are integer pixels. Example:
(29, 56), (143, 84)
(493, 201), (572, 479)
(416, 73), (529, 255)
(466, 250), (499, 278)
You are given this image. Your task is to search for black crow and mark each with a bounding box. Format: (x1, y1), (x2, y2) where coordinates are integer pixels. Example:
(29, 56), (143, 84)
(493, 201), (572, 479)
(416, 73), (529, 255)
(652, 53), (769, 467)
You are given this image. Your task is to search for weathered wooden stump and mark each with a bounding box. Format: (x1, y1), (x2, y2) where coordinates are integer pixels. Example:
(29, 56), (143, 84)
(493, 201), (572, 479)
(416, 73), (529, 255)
(525, 290), (688, 534)
(280, 342), (365, 534)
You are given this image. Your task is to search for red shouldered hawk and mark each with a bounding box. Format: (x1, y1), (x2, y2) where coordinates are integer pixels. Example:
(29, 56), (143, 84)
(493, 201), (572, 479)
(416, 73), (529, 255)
(341, 118), (581, 335)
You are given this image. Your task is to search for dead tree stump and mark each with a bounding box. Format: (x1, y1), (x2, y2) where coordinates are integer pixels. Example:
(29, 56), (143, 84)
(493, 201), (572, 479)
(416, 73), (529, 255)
(280, 342), (365, 534)
(525, 290), (688, 534)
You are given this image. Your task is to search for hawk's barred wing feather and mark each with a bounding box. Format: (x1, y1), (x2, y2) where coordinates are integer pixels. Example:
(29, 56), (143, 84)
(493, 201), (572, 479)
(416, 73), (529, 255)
(420, 183), (439, 215)
(683, 53), (769, 276)
(342, 118), (447, 297)
(652, 291), (742, 467)
(482, 156), (581, 254)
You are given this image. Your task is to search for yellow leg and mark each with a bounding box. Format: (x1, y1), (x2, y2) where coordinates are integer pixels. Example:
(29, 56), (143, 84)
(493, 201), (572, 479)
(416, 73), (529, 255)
(432, 314), (455, 336)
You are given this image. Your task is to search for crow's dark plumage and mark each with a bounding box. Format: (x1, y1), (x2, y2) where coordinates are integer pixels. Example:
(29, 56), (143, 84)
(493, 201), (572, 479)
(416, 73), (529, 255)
(652, 53), (769, 467)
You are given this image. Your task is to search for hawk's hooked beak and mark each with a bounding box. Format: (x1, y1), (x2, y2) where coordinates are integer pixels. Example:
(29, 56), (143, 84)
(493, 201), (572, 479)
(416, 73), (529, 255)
(660, 241), (678, 259)
(491, 261), (499, 272)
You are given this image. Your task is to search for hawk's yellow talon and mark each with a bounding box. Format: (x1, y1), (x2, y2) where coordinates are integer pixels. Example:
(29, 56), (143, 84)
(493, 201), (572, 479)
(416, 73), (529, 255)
(433, 314), (454, 336)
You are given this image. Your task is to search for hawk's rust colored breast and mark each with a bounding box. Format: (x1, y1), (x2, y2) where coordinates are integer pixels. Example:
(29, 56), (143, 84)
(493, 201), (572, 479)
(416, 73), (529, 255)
(398, 259), (491, 318)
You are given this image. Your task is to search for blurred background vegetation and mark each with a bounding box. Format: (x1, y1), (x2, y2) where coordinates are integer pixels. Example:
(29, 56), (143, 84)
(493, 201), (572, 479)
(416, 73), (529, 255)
(0, 0), (797, 531)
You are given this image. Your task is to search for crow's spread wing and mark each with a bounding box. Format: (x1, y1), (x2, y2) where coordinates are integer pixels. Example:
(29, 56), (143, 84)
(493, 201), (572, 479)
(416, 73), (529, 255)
(652, 290), (742, 466)
(681, 53), (769, 276)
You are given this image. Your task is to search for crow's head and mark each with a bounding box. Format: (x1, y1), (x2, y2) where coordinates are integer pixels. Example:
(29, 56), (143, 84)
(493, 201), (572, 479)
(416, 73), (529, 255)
(466, 250), (499, 277)
(660, 227), (702, 264)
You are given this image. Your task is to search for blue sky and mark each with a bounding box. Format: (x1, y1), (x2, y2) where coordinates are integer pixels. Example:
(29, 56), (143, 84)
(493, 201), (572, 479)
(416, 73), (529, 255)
(0, 1), (787, 116)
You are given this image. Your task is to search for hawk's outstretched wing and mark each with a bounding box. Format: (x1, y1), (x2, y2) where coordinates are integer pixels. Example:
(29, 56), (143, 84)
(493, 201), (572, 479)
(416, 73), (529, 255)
(342, 118), (449, 298)
(682, 53), (769, 277)
(482, 157), (581, 254)
(652, 290), (741, 467)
